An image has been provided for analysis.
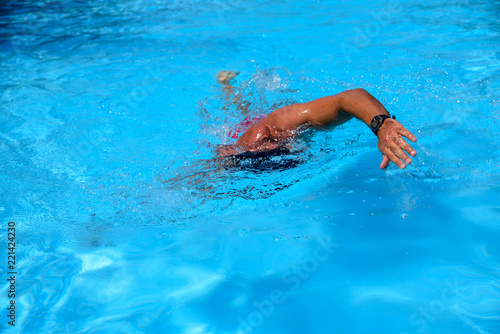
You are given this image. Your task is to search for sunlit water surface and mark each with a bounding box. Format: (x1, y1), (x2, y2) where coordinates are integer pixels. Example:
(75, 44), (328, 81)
(1, 0), (499, 333)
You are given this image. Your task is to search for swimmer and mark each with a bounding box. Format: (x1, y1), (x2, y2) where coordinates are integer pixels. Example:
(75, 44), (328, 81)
(216, 78), (417, 170)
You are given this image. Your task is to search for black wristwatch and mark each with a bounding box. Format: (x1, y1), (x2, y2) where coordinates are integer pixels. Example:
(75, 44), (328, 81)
(370, 114), (395, 135)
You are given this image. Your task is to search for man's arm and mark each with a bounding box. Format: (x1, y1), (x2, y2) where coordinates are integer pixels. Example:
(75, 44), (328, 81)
(303, 88), (417, 169)
(237, 88), (417, 169)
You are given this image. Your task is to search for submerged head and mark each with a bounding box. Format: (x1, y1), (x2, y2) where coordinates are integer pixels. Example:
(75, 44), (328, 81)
(215, 141), (283, 158)
(216, 145), (298, 171)
(215, 144), (242, 157)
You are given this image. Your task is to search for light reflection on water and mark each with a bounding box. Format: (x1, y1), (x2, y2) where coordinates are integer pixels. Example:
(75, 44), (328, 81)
(1, 0), (500, 333)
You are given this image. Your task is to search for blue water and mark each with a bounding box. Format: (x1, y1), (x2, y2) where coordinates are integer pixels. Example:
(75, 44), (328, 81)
(1, 0), (500, 333)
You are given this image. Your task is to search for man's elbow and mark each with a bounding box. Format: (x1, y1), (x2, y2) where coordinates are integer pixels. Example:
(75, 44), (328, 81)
(340, 88), (376, 102)
(347, 88), (369, 95)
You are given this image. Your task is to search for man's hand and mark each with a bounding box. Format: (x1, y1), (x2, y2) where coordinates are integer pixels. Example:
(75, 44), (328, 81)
(377, 119), (417, 170)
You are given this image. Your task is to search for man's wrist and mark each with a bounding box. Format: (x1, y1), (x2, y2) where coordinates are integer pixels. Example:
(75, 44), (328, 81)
(370, 114), (395, 135)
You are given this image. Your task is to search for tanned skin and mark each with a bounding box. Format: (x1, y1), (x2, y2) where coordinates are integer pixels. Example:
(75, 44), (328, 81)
(235, 88), (417, 170)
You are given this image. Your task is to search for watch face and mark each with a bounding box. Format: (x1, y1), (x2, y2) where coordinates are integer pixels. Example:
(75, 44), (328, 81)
(370, 115), (389, 133)
(371, 117), (381, 128)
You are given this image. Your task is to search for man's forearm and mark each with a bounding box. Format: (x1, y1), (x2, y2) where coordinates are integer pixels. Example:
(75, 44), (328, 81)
(301, 88), (388, 128)
(337, 88), (390, 126)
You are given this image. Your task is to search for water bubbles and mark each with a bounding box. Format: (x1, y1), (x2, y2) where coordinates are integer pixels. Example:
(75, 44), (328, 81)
(311, 214), (334, 221)
(234, 228), (251, 236)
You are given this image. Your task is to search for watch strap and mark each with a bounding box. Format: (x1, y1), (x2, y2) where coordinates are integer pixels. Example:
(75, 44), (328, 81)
(370, 114), (395, 135)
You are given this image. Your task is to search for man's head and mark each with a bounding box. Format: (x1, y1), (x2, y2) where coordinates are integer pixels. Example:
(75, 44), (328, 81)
(216, 146), (298, 171)
(215, 144), (241, 157)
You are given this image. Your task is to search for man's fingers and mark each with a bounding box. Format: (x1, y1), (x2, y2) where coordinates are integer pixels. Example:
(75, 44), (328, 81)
(399, 127), (417, 143)
(398, 139), (417, 157)
(391, 138), (413, 163)
(382, 147), (406, 169)
(391, 143), (413, 165)
(380, 155), (390, 169)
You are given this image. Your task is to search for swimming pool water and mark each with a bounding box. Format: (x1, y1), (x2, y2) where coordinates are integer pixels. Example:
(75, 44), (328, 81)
(1, 0), (499, 333)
